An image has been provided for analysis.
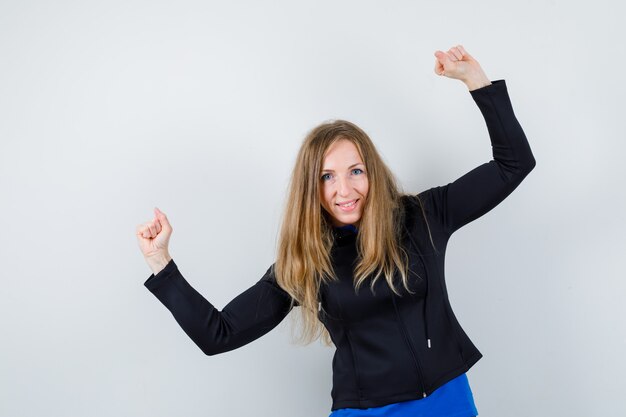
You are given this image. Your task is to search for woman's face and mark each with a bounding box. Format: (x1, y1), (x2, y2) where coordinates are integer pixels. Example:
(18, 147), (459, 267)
(319, 139), (369, 227)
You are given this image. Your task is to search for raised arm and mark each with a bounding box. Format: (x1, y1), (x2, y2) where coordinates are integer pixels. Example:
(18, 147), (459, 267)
(421, 45), (536, 236)
(144, 259), (296, 355)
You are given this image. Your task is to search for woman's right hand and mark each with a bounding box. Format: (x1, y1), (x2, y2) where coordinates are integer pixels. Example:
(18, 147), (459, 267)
(136, 207), (173, 274)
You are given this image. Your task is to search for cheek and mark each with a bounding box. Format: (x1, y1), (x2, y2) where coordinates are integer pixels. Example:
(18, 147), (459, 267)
(320, 185), (332, 209)
(359, 178), (369, 197)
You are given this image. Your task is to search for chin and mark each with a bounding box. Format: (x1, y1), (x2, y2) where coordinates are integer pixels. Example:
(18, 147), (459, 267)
(335, 215), (362, 227)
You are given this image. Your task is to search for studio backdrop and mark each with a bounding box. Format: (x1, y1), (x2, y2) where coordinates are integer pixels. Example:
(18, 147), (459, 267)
(0, 1), (624, 417)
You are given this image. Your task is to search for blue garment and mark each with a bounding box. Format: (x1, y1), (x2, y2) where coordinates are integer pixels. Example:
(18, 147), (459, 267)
(328, 372), (478, 417)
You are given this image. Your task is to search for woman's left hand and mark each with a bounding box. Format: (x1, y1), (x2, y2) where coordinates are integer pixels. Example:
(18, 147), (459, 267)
(433, 45), (491, 91)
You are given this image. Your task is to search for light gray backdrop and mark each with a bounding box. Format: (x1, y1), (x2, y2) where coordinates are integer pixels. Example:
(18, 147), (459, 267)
(1, 1), (624, 416)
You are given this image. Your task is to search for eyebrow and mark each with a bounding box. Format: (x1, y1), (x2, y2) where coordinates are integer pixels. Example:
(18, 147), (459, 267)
(321, 163), (364, 173)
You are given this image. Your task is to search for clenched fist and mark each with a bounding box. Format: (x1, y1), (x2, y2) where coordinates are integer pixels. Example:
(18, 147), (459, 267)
(434, 45), (491, 91)
(136, 207), (173, 275)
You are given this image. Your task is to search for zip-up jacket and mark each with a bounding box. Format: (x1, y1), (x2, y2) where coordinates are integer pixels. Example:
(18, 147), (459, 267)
(144, 79), (536, 411)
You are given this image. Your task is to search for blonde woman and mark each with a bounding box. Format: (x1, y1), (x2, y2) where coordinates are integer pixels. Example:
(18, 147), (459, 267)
(136, 45), (536, 417)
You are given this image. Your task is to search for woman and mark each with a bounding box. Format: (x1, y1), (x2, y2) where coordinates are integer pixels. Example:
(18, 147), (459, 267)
(136, 45), (536, 417)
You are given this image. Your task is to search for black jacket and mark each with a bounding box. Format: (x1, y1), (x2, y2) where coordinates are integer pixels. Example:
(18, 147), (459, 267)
(144, 79), (536, 411)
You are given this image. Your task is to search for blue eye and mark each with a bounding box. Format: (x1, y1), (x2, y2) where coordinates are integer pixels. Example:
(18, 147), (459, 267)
(352, 168), (364, 175)
(321, 173), (332, 181)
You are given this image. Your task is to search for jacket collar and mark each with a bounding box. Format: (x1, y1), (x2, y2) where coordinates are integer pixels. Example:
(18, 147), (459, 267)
(332, 224), (358, 247)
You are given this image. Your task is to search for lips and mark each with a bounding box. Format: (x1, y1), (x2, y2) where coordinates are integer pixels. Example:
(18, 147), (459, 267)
(336, 199), (359, 212)
(336, 199), (357, 207)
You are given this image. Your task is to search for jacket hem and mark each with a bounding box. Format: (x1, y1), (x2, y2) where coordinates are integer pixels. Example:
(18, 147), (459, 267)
(330, 351), (482, 411)
(425, 351), (482, 394)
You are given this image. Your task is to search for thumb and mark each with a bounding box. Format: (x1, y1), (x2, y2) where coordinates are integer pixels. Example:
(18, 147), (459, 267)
(434, 50), (453, 65)
(154, 207), (172, 230)
(433, 51), (451, 76)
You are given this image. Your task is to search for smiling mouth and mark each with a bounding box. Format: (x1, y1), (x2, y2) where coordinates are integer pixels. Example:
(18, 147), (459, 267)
(336, 199), (359, 211)
(337, 199), (357, 206)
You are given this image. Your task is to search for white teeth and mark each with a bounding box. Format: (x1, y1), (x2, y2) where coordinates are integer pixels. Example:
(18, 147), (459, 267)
(339, 200), (356, 207)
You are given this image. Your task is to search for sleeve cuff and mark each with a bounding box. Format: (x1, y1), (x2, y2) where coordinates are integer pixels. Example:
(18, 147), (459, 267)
(144, 258), (178, 291)
(469, 79), (505, 95)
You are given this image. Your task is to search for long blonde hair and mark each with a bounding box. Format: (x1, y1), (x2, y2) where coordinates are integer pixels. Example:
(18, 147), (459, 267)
(274, 119), (422, 346)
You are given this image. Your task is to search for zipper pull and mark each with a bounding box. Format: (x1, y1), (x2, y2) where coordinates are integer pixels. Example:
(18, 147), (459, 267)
(427, 338), (431, 348)
(423, 392), (427, 398)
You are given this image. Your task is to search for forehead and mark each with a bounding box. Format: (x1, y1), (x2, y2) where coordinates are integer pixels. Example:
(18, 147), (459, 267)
(322, 139), (363, 168)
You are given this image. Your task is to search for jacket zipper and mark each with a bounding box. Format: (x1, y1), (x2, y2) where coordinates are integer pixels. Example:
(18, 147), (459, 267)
(391, 295), (427, 398)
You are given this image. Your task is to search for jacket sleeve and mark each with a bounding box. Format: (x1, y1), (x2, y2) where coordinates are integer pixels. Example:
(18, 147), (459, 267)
(420, 79), (536, 236)
(144, 259), (296, 355)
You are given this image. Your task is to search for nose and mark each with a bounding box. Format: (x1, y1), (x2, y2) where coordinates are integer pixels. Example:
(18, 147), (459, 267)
(337, 175), (351, 197)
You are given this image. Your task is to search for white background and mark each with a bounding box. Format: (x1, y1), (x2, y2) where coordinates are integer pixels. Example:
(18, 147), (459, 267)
(1, 1), (624, 416)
